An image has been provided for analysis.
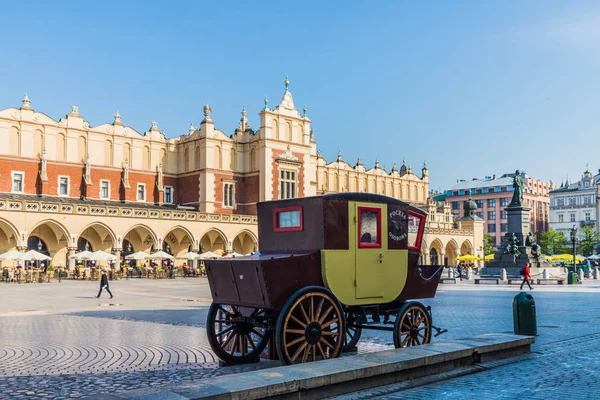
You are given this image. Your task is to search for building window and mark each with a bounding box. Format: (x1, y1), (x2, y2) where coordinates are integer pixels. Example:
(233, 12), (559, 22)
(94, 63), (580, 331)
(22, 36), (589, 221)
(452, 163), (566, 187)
(558, 214), (564, 223)
(501, 210), (508, 220)
(164, 186), (173, 204)
(488, 199), (496, 207)
(452, 191), (459, 196)
(279, 170), (297, 199)
(11, 172), (24, 193)
(223, 182), (235, 208)
(58, 177), (69, 196)
(476, 189), (482, 194)
(501, 197), (509, 207)
(584, 196), (592, 205)
(501, 186), (507, 192)
(476, 200), (483, 208)
(274, 206), (303, 232)
(570, 213), (576, 222)
(557, 198), (565, 206)
(100, 180), (110, 199)
(452, 201), (460, 210)
(585, 212), (591, 221)
(137, 184), (146, 202)
(569, 198), (576, 206)
(476, 211), (484, 219)
(488, 211), (496, 220)
(501, 223), (508, 232)
(488, 224), (496, 233)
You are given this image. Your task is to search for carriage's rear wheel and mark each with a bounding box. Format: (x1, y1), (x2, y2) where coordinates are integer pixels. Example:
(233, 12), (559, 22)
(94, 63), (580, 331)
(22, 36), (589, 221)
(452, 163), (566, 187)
(393, 302), (432, 348)
(206, 302), (271, 365)
(342, 311), (362, 352)
(276, 286), (345, 365)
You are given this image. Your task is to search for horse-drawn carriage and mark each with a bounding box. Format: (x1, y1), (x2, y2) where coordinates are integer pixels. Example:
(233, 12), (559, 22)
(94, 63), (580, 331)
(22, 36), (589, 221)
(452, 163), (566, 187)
(205, 193), (445, 365)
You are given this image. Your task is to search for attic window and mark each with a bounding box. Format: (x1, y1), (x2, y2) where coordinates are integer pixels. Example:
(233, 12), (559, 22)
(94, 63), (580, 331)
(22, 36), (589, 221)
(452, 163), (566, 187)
(274, 206), (303, 232)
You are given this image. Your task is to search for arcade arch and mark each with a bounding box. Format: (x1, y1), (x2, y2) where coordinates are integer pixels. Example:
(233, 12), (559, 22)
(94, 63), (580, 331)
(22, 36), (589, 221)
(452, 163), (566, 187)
(122, 225), (157, 254)
(162, 226), (195, 257)
(232, 230), (258, 255)
(27, 220), (70, 266)
(0, 218), (19, 253)
(460, 240), (473, 256)
(78, 223), (117, 252)
(200, 228), (227, 254)
(445, 239), (459, 267)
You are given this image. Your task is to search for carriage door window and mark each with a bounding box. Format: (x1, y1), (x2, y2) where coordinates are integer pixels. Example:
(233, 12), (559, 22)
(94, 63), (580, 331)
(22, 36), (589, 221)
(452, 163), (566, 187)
(408, 211), (425, 251)
(358, 207), (381, 248)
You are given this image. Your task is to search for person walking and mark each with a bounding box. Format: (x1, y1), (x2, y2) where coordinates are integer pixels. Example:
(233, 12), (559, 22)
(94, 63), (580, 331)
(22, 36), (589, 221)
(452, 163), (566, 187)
(457, 262), (463, 281)
(95, 270), (113, 299)
(519, 263), (533, 290)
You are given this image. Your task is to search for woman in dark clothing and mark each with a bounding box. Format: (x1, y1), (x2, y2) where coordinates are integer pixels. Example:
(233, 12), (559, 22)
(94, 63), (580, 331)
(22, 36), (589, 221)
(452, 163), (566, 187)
(96, 270), (113, 299)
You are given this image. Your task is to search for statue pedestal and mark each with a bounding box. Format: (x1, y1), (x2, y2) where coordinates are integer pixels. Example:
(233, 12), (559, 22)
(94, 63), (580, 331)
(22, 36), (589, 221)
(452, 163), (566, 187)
(504, 205), (531, 245)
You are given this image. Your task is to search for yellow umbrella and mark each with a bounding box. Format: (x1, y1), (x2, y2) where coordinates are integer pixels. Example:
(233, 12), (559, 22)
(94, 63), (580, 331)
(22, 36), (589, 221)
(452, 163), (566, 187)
(484, 254), (494, 261)
(456, 254), (479, 262)
(549, 254), (585, 262)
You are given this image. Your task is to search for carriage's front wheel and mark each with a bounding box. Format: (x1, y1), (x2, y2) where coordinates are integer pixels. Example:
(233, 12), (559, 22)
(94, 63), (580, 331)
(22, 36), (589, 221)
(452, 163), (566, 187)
(276, 286), (345, 365)
(393, 301), (432, 348)
(206, 302), (271, 365)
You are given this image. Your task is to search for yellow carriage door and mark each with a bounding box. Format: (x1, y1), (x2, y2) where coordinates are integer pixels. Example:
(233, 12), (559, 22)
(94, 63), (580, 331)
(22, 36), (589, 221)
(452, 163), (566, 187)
(355, 204), (386, 299)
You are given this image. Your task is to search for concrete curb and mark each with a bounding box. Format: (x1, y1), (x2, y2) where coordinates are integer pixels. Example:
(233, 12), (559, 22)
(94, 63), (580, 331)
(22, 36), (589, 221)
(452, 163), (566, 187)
(93, 333), (533, 400)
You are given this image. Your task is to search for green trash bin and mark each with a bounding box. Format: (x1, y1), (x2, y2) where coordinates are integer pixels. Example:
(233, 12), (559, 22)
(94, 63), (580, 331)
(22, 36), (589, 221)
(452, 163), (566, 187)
(568, 271), (577, 285)
(512, 292), (537, 335)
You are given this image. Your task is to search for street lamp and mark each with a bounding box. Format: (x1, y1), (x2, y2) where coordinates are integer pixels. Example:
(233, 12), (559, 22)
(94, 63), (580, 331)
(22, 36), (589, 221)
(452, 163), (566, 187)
(570, 224), (578, 270)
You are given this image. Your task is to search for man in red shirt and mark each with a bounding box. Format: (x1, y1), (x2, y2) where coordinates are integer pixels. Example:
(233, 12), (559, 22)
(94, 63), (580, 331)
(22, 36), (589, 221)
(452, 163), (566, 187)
(520, 263), (533, 290)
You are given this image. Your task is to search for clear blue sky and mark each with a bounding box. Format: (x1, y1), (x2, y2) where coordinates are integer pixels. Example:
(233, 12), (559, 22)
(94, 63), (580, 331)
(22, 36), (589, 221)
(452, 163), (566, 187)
(2, 1), (600, 191)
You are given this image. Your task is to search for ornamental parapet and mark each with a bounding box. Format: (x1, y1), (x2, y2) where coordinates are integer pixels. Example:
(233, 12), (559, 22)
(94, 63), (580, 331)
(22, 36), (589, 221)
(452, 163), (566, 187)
(423, 227), (473, 236)
(0, 198), (257, 225)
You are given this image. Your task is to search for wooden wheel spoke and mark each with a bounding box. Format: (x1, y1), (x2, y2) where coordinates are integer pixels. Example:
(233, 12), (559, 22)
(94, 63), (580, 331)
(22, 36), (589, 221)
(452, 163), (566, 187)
(400, 334), (410, 347)
(221, 330), (236, 349)
(418, 326), (428, 332)
(290, 342), (308, 363)
(298, 302), (311, 324)
(418, 333), (426, 340)
(228, 334), (239, 355)
(321, 318), (339, 330)
(319, 305), (334, 324)
(286, 336), (306, 348)
(215, 326), (234, 338)
(321, 330), (340, 336)
(317, 342), (327, 359)
(302, 345), (310, 363)
(245, 333), (257, 351)
(319, 337), (335, 350)
(315, 298), (324, 323)
(290, 314), (307, 328)
(214, 319), (229, 324)
(310, 296), (315, 322)
(286, 329), (306, 335)
(218, 306), (236, 317)
(312, 345), (316, 361)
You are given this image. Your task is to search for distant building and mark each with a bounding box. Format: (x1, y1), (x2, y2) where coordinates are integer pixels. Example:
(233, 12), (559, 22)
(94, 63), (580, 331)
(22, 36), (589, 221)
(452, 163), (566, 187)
(549, 169), (599, 239)
(444, 172), (556, 247)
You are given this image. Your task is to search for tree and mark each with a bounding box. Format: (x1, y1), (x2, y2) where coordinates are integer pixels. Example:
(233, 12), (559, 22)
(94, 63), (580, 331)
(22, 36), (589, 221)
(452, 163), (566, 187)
(579, 226), (599, 256)
(483, 234), (495, 255)
(540, 228), (567, 255)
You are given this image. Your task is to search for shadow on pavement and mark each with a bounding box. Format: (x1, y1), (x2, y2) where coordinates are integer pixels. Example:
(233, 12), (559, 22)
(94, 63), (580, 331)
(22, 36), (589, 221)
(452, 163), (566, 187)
(68, 307), (210, 327)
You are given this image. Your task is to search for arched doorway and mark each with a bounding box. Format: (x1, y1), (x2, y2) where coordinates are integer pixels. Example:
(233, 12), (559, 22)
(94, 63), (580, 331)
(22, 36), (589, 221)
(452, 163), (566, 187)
(28, 220), (70, 268)
(231, 230), (258, 255)
(77, 237), (93, 252)
(430, 248), (439, 265)
(200, 229), (227, 254)
(123, 225), (156, 254)
(460, 240), (473, 256)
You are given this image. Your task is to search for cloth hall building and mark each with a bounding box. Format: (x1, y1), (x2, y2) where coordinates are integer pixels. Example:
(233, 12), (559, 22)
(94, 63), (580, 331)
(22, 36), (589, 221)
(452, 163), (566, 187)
(0, 80), (481, 270)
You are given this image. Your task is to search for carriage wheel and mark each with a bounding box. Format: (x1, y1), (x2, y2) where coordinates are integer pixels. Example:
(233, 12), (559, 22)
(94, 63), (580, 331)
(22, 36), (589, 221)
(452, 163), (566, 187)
(206, 302), (271, 365)
(393, 301), (432, 348)
(276, 286), (345, 365)
(342, 311), (362, 352)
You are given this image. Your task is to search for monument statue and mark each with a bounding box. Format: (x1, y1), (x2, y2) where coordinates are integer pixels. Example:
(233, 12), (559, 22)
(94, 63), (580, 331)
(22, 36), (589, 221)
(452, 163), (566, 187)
(525, 231), (535, 247)
(531, 242), (541, 268)
(503, 233), (521, 263)
(510, 170), (523, 206)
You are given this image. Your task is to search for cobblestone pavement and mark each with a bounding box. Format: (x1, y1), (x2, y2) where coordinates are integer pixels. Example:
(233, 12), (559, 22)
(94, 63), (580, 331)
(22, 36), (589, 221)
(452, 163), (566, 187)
(1, 280), (600, 399)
